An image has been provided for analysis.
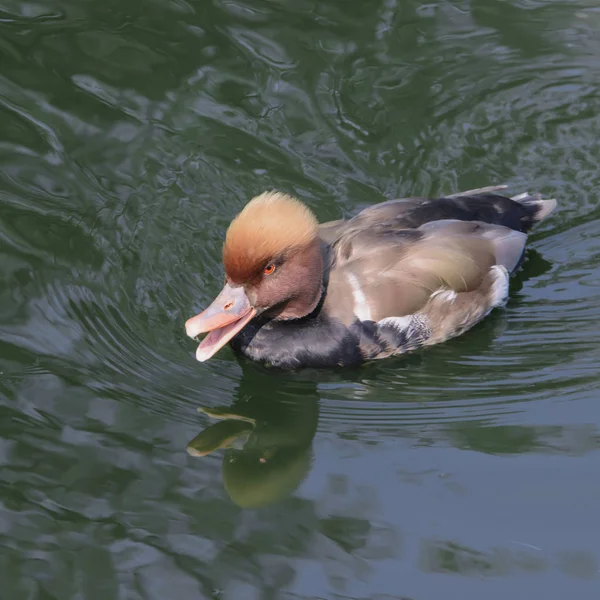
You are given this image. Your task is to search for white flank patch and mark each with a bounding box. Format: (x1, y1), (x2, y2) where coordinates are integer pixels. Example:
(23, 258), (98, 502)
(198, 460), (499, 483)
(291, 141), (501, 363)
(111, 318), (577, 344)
(378, 315), (413, 332)
(430, 289), (457, 302)
(347, 272), (372, 321)
(489, 265), (509, 307)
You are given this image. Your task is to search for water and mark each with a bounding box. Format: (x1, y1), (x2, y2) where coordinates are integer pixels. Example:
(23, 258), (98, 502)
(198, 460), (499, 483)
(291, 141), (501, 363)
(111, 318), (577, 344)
(1, 0), (599, 597)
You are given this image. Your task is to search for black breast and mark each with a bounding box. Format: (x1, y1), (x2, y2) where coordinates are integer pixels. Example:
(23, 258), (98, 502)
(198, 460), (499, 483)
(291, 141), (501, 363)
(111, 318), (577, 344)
(229, 312), (364, 369)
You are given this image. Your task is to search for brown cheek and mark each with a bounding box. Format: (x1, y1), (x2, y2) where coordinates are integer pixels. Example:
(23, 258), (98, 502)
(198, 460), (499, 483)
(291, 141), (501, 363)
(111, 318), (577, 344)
(285, 263), (310, 295)
(258, 279), (282, 308)
(246, 280), (276, 310)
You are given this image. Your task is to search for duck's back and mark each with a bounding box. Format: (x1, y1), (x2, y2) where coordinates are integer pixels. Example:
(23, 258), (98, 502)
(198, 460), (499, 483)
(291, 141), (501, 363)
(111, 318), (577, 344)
(318, 186), (556, 361)
(318, 186), (556, 244)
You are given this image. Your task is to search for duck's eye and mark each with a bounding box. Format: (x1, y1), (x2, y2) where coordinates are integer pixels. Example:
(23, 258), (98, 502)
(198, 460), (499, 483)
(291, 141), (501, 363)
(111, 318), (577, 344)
(263, 263), (276, 275)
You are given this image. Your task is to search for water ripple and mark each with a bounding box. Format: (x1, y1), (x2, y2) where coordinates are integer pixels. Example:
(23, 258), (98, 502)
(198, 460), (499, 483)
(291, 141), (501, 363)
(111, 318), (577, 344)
(2, 0), (600, 596)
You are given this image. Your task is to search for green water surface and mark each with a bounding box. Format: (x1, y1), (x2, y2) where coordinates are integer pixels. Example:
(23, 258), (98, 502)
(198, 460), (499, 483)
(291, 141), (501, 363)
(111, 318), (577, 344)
(1, 0), (600, 598)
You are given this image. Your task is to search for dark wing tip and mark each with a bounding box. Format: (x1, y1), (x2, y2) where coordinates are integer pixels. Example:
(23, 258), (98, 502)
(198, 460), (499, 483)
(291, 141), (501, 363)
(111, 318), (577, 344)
(511, 193), (558, 222)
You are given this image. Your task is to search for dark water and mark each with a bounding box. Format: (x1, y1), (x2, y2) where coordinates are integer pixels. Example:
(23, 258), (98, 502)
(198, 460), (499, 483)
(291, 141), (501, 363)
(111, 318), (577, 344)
(1, 0), (600, 597)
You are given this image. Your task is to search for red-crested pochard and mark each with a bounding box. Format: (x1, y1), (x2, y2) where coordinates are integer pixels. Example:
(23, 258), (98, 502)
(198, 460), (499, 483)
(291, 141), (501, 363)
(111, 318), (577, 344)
(185, 186), (556, 369)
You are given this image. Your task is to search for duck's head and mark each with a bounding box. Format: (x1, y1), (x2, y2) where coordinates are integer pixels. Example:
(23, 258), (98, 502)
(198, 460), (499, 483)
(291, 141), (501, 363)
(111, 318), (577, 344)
(185, 191), (324, 361)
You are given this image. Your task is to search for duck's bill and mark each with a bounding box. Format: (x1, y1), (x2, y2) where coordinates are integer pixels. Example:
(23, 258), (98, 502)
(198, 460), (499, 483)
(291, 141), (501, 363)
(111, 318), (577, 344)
(186, 420), (254, 456)
(185, 283), (256, 362)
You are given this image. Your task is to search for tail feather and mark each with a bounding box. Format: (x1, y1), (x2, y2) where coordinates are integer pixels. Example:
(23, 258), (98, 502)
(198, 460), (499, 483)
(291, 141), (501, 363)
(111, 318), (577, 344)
(448, 186), (558, 224)
(511, 192), (557, 223)
(445, 186), (558, 232)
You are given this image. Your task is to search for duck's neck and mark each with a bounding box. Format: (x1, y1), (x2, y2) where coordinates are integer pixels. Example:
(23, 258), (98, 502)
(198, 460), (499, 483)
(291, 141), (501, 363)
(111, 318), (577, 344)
(276, 282), (325, 320)
(270, 239), (326, 321)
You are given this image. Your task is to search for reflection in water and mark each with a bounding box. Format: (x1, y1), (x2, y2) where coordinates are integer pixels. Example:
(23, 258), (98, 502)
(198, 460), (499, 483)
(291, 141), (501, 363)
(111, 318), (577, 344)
(187, 369), (319, 508)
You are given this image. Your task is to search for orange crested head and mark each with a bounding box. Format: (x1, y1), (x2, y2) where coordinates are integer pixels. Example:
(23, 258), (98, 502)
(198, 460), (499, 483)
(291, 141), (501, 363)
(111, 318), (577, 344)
(223, 191), (319, 284)
(185, 191), (325, 361)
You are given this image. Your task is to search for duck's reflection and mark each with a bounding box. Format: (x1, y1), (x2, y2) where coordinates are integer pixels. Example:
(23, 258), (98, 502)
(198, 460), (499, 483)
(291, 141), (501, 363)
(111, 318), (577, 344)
(184, 247), (552, 508)
(187, 369), (319, 508)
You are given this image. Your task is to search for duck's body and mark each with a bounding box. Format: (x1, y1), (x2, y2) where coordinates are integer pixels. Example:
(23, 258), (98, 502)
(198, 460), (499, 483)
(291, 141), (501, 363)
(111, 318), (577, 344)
(186, 186), (556, 369)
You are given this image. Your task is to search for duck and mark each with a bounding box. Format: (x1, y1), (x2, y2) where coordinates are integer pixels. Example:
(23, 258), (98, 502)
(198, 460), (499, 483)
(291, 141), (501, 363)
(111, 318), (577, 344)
(185, 185), (556, 369)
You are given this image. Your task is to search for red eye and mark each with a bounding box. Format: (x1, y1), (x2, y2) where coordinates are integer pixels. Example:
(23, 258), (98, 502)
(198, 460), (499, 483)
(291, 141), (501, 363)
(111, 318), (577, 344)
(263, 263), (276, 275)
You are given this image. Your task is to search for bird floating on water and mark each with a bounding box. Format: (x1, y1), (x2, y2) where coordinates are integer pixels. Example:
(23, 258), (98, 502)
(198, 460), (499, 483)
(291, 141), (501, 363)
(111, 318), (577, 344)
(185, 185), (556, 369)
